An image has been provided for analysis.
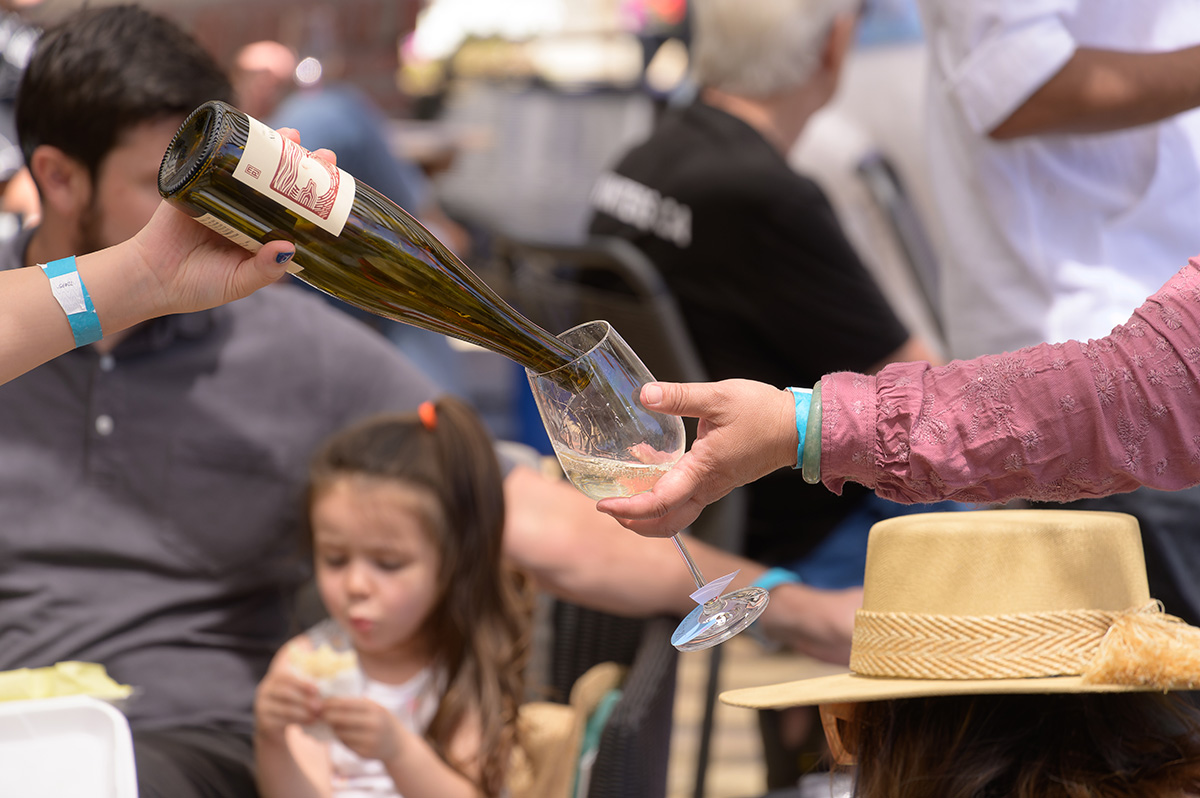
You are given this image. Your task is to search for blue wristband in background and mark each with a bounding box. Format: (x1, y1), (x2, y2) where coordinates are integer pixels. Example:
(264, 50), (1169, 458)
(747, 566), (803, 649)
(41, 256), (102, 347)
(752, 566), (803, 593)
(786, 387), (812, 470)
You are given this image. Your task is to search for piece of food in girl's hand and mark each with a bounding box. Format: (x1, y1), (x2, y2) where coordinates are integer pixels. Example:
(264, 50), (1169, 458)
(288, 640), (363, 740)
(289, 643), (358, 681)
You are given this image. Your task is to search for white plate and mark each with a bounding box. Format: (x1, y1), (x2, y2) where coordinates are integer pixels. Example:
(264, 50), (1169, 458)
(0, 695), (138, 797)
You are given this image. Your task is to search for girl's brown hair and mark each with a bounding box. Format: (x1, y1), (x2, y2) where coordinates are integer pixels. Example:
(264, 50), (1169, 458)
(846, 693), (1200, 798)
(307, 396), (529, 797)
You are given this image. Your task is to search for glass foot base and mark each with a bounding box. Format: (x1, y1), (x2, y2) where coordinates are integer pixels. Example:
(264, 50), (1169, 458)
(672, 586), (770, 651)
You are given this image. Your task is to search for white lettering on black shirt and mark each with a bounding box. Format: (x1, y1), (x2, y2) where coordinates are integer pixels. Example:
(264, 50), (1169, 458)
(590, 172), (692, 248)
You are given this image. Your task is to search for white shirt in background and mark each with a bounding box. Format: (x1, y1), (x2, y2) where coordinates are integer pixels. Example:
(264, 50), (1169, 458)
(918, 0), (1200, 358)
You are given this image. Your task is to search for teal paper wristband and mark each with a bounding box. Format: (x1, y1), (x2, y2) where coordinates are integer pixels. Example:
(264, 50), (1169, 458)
(41, 256), (102, 347)
(752, 566), (802, 592)
(786, 387), (812, 470)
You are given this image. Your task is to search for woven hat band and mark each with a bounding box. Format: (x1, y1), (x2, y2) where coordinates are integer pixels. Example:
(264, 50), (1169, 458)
(849, 606), (1132, 681)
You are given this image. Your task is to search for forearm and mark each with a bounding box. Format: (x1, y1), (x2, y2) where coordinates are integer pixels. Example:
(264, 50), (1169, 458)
(821, 260), (1200, 503)
(505, 464), (704, 616)
(756, 583), (859, 665)
(77, 241), (171, 337)
(382, 729), (480, 798)
(992, 45), (1200, 139)
(0, 242), (163, 385)
(505, 463), (791, 617)
(527, 536), (697, 619)
(254, 732), (327, 798)
(867, 335), (945, 374)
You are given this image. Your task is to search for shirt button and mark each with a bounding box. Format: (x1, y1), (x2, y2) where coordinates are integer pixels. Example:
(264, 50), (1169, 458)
(98, 354), (115, 372)
(95, 415), (115, 436)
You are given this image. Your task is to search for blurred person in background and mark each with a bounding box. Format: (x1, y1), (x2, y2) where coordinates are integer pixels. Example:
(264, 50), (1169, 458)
(255, 398), (527, 798)
(587, 0), (958, 783)
(1, 7), (441, 796)
(916, 0), (1200, 634)
(0, 0), (36, 180)
(0, 0), (39, 229)
(590, 0), (952, 606)
(231, 39), (467, 255)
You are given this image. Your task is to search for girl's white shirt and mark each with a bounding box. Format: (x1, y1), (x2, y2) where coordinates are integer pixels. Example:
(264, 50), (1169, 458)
(329, 666), (440, 798)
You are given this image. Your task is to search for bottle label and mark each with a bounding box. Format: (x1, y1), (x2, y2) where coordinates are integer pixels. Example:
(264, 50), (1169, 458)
(194, 213), (263, 252)
(194, 213), (304, 274)
(233, 116), (356, 237)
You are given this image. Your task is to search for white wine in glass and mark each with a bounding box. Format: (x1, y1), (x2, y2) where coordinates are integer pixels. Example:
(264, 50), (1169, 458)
(526, 320), (768, 651)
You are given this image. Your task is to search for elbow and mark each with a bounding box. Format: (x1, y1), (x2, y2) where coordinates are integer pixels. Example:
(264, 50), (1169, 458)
(987, 117), (1026, 141)
(870, 337), (944, 373)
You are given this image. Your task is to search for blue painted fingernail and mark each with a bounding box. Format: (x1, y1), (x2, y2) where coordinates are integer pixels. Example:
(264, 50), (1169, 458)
(276, 250), (294, 264)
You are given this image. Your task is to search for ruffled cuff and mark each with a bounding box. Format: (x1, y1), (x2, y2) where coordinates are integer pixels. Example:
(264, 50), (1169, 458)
(820, 369), (879, 495)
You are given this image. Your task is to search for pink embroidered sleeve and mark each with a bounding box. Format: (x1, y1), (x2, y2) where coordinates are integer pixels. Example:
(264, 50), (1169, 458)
(821, 258), (1200, 505)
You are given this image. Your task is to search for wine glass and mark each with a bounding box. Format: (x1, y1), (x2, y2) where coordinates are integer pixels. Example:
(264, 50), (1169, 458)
(525, 320), (769, 651)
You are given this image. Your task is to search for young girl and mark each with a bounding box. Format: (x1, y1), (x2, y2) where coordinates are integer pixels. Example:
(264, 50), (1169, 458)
(254, 397), (529, 798)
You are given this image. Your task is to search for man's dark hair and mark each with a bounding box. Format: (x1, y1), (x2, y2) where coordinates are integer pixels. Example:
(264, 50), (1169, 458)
(15, 4), (231, 178)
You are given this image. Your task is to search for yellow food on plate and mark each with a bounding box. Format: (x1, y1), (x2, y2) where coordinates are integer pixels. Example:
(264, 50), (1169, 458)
(0, 661), (133, 702)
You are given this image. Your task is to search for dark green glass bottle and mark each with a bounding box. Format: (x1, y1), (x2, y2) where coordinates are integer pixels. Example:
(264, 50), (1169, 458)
(157, 100), (579, 376)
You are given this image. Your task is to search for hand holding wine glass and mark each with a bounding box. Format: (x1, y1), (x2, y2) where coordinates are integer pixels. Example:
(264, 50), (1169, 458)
(526, 321), (768, 651)
(596, 379), (800, 538)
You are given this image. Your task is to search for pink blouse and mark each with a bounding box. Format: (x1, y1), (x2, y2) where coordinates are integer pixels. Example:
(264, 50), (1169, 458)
(822, 258), (1200, 506)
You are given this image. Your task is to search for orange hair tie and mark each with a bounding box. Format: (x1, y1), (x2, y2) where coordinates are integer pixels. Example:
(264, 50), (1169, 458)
(418, 401), (437, 430)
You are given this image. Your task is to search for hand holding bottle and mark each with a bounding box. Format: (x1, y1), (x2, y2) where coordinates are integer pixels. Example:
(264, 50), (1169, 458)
(133, 128), (338, 317)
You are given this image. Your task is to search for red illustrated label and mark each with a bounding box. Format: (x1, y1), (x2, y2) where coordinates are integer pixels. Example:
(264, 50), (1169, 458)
(272, 135), (340, 220)
(233, 115), (355, 236)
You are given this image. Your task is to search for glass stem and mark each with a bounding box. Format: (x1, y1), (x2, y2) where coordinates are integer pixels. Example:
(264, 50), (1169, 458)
(671, 534), (708, 590)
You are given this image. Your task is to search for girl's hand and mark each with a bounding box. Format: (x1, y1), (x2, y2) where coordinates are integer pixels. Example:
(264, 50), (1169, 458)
(254, 646), (322, 741)
(322, 696), (403, 763)
(130, 129), (337, 317)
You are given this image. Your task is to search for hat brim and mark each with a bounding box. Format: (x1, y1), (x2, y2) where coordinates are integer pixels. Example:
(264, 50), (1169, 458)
(721, 671), (1150, 710)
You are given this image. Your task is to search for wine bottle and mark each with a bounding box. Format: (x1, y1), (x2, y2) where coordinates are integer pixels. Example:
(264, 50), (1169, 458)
(157, 100), (580, 377)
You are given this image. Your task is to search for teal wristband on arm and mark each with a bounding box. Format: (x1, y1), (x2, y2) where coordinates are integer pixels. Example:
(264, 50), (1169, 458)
(41, 256), (102, 347)
(752, 566), (802, 592)
(748, 566), (803, 649)
(785, 387), (812, 470)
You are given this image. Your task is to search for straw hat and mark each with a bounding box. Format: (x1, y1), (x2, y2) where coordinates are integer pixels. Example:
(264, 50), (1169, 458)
(723, 510), (1200, 710)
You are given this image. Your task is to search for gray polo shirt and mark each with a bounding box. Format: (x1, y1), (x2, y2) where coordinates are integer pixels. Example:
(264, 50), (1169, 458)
(0, 231), (437, 733)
